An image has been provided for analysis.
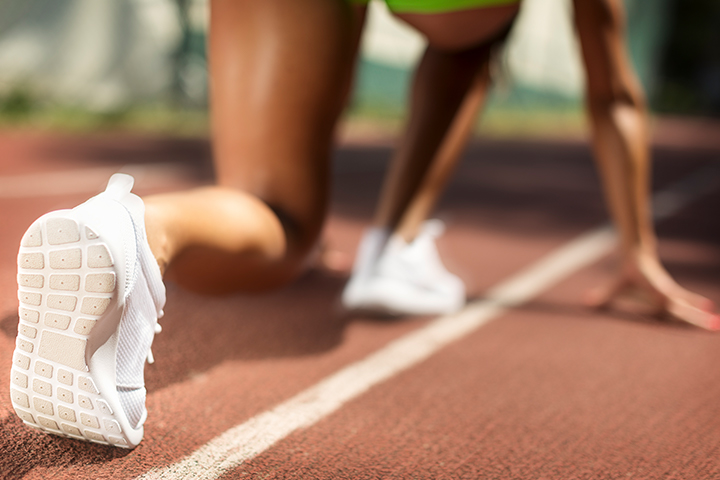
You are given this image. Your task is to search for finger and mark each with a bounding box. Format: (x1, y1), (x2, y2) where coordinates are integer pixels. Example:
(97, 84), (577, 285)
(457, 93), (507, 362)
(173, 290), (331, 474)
(639, 262), (716, 312)
(667, 297), (720, 331)
(669, 286), (716, 313)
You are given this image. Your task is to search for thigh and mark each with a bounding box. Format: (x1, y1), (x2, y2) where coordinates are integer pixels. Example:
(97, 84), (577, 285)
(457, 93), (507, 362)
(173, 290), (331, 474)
(209, 0), (357, 246)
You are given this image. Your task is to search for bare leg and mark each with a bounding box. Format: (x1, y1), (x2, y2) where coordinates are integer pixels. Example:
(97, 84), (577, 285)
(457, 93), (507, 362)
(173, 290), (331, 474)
(373, 5), (517, 241)
(341, 8), (513, 314)
(144, 0), (357, 294)
(395, 61), (490, 240)
(373, 43), (493, 241)
(574, 0), (718, 328)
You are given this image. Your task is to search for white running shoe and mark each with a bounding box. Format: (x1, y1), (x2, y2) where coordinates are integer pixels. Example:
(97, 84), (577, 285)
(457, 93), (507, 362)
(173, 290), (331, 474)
(342, 220), (465, 316)
(11, 173), (165, 448)
(341, 226), (390, 307)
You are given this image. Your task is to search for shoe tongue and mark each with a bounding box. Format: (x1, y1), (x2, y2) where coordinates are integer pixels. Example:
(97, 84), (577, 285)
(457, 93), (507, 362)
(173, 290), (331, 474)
(102, 174), (147, 237)
(104, 174), (135, 199)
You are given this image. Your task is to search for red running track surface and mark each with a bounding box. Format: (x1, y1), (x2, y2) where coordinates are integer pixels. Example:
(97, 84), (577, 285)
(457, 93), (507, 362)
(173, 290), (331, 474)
(0, 129), (718, 479)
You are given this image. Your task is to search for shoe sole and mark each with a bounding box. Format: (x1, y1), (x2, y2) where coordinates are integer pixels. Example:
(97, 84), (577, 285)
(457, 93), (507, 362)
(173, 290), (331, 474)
(343, 277), (464, 317)
(11, 213), (134, 448)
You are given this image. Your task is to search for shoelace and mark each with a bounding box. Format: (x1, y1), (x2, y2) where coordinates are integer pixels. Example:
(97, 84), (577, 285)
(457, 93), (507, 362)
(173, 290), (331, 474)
(146, 311), (164, 364)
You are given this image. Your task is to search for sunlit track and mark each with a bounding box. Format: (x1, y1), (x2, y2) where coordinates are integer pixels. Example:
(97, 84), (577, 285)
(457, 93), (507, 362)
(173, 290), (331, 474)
(0, 163), (199, 199)
(138, 164), (720, 480)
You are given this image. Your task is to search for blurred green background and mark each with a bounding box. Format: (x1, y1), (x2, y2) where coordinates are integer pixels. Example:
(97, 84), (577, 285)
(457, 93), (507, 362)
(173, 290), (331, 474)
(0, 0), (717, 136)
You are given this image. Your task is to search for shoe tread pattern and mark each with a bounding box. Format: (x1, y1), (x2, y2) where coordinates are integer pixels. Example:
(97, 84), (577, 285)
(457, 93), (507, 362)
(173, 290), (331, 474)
(11, 216), (131, 448)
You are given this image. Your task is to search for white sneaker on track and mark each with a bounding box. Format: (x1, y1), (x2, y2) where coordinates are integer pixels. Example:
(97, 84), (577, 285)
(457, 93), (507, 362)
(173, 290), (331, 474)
(11, 173), (165, 448)
(342, 220), (465, 316)
(341, 226), (390, 308)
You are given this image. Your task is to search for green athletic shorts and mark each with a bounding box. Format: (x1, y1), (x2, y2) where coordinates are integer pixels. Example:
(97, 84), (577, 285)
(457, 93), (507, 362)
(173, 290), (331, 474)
(349, 0), (520, 14)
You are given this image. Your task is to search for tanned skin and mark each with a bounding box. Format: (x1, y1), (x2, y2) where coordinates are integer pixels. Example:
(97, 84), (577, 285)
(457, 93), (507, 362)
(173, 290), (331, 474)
(142, 0), (717, 327)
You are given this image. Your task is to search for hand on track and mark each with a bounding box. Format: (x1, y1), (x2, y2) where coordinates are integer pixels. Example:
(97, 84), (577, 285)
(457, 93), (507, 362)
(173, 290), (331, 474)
(585, 253), (719, 330)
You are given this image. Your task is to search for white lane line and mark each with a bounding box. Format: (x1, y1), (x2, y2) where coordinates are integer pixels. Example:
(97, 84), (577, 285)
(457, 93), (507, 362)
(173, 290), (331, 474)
(138, 165), (720, 480)
(0, 163), (200, 199)
(140, 227), (616, 480)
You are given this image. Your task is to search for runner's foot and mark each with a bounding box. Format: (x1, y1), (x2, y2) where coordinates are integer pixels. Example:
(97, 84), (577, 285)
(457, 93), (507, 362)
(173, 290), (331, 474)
(343, 220), (465, 316)
(11, 174), (165, 448)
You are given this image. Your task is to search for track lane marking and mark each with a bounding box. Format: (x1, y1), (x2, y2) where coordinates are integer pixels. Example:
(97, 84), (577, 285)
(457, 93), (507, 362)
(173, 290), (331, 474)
(140, 226), (616, 480)
(132, 163), (718, 479)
